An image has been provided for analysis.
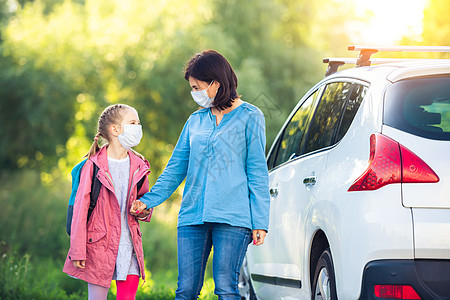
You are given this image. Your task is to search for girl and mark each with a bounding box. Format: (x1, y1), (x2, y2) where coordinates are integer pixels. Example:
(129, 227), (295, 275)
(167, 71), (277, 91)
(131, 50), (270, 299)
(63, 104), (152, 300)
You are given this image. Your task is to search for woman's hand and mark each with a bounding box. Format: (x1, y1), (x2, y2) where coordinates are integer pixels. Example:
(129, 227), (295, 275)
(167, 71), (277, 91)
(136, 208), (151, 219)
(130, 200), (148, 217)
(252, 229), (267, 246)
(73, 260), (86, 269)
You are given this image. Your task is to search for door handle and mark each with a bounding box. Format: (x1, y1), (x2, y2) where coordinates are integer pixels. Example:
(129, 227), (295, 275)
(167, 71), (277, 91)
(269, 187), (279, 197)
(303, 176), (317, 186)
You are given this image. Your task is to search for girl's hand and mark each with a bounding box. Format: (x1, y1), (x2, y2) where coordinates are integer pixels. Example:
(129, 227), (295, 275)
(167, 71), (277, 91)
(130, 200), (148, 216)
(73, 260), (86, 269)
(252, 229), (267, 246)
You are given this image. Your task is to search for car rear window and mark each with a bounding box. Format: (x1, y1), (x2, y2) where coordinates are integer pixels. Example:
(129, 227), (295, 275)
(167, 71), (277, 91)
(384, 76), (450, 141)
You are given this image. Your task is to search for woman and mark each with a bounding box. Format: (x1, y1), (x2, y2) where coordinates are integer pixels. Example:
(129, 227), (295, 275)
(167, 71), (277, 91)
(131, 50), (270, 299)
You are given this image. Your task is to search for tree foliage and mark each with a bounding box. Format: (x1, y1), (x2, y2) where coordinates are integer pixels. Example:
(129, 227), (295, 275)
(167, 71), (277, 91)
(400, 0), (450, 59)
(421, 0), (450, 55)
(0, 0), (356, 175)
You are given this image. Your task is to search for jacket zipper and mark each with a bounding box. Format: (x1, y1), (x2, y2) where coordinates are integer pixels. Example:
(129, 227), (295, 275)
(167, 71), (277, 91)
(104, 172), (116, 193)
(97, 163), (148, 282)
(126, 166), (148, 283)
(127, 167), (141, 202)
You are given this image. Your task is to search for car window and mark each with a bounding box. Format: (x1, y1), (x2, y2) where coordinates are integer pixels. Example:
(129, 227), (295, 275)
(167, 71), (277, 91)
(384, 76), (450, 140)
(270, 90), (320, 169)
(303, 82), (352, 154)
(335, 84), (368, 142)
(266, 135), (281, 170)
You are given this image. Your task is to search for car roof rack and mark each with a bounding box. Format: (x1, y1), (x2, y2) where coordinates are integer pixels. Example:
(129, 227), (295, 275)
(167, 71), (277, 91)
(323, 45), (450, 77)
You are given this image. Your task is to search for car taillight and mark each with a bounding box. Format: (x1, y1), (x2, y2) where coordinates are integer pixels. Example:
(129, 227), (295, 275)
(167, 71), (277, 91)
(348, 134), (439, 191)
(374, 284), (421, 299)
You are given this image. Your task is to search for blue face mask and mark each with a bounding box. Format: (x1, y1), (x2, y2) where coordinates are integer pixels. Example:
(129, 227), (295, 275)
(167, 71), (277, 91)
(190, 81), (215, 108)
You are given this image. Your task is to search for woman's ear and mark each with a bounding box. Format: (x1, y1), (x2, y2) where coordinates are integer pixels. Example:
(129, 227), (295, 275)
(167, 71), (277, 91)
(210, 80), (220, 98)
(212, 80), (220, 91)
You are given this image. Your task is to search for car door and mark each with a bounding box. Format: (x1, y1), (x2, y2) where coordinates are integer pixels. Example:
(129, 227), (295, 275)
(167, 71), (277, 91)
(247, 88), (321, 299)
(247, 80), (356, 299)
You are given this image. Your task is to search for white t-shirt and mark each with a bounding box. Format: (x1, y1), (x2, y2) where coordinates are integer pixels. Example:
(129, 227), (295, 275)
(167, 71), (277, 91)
(108, 155), (140, 281)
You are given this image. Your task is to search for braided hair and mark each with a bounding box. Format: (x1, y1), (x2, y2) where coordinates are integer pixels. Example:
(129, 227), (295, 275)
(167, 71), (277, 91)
(85, 104), (136, 158)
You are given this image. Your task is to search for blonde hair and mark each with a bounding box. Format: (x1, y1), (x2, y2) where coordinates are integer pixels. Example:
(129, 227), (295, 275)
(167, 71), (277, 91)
(85, 104), (145, 160)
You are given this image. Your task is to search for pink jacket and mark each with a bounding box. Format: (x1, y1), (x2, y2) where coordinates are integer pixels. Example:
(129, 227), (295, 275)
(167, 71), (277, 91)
(63, 146), (152, 287)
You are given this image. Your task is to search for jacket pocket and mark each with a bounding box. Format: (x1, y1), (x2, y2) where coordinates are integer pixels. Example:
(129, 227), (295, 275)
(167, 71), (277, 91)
(86, 231), (106, 244)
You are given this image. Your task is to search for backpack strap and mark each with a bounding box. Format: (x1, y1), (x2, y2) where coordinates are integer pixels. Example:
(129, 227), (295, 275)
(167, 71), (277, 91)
(87, 164), (101, 221)
(87, 166), (145, 221)
(136, 175), (146, 198)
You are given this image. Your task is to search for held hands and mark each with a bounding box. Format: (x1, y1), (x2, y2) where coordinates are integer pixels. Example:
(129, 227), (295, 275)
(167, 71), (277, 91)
(130, 199), (265, 244)
(130, 200), (149, 218)
(252, 229), (266, 246)
(72, 203), (148, 271)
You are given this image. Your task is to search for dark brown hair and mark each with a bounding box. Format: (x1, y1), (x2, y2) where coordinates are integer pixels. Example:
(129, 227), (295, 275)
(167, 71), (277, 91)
(184, 50), (239, 110)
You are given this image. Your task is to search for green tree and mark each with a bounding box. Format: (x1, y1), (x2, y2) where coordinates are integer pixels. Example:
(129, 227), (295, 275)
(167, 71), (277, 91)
(401, 0), (450, 58)
(421, 0), (450, 58)
(0, 0), (357, 173)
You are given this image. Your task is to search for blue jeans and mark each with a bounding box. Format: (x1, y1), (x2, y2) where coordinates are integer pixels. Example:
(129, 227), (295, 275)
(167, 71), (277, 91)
(175, 222), (253, 300)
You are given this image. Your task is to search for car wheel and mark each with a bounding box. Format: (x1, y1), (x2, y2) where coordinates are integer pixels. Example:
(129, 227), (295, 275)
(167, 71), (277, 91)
(312, 248), (337, 300)
(239, 256), (257, 300)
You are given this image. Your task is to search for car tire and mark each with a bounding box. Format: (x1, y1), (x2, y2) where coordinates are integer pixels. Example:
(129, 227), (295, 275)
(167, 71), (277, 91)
(239, 257), (257, 300)
(311, 248), (338, 300)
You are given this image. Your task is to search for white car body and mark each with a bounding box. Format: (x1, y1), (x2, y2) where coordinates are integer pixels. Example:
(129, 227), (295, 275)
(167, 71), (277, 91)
(242, 60), (450, 299)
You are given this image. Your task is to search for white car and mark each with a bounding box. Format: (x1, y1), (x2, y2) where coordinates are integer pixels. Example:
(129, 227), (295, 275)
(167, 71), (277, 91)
(240, 46), (450, 300)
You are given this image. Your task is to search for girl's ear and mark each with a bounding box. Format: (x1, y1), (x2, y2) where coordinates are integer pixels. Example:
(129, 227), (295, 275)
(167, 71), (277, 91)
(109, 124), (120, 137)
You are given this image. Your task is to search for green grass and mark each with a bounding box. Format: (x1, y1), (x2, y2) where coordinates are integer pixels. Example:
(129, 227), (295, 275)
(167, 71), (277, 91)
(0, 170), (217, 298)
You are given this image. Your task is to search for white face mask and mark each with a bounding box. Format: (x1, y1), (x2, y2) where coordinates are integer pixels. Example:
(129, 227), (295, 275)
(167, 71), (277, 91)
(117, 124), (143, 150)
(190, 81), (215, 108)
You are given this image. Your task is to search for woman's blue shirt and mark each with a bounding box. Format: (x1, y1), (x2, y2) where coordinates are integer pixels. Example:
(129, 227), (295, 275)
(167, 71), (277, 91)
(139, 102), (270, 231)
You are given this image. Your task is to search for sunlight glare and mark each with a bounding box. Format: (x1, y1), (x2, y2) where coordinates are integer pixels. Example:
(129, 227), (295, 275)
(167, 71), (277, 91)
(350, 0), (428, 44)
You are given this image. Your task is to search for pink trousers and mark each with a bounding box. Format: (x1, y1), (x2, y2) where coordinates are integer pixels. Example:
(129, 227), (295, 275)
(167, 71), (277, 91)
(88, 275), (139, 300)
